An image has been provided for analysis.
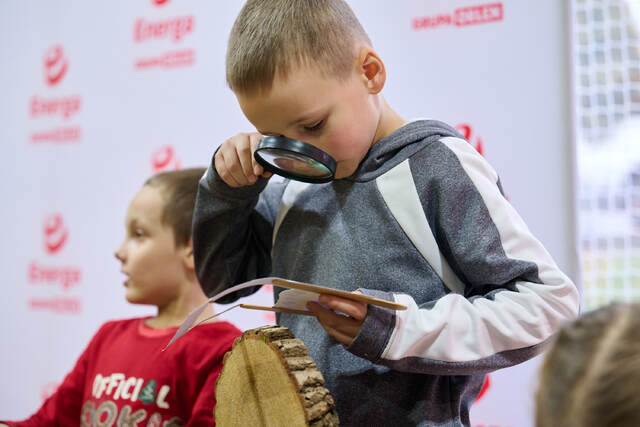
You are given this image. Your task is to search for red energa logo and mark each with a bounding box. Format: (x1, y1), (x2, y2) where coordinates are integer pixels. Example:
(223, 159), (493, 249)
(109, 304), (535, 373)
(43, 213), (68, 255)
(44, 45), (68, 87)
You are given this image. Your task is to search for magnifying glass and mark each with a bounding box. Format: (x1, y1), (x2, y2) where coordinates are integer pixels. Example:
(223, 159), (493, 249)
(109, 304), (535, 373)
(253, 136), (337, 183)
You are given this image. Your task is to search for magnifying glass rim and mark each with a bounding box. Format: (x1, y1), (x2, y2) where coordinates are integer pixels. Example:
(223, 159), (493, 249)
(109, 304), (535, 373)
(254, 136), (337, 183)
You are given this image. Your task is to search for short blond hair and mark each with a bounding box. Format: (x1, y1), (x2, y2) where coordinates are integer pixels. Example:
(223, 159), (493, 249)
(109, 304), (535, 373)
(536, 302), (640, 427)
(226, 0), (372, 95)
(144, 168), (206, 247)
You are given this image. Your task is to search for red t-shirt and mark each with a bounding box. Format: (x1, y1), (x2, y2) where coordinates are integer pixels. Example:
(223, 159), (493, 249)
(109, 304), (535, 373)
(4, 318), (241, 426)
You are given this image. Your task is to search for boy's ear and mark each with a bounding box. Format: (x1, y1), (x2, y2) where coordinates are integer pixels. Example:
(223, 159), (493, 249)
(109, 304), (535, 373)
(357, 47), (386, 95)
(182, 238), (195, 271)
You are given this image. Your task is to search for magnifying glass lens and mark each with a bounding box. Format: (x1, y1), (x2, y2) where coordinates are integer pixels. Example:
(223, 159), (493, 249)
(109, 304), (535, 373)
(259, 149), (331, 178)
(254, 136), (337, 183)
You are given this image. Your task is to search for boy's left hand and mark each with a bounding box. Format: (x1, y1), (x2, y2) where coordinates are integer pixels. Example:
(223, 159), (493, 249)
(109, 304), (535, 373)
(306, 293), (367, 346)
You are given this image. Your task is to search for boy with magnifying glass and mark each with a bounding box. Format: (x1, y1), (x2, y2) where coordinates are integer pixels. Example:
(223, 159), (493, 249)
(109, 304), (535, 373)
(194, 1), (580, 425)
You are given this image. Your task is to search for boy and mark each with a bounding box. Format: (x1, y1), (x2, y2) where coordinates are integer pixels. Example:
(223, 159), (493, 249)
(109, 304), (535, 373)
(193, 1), (580, 425)
(2, 168), (241, 426)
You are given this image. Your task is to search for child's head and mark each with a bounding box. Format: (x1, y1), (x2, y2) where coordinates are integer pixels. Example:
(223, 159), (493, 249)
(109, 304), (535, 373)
(536, 302), (640, 427)
(115, 168), (206, 307)
(227, 0), (392, 179)
(226, 0), (371, 96)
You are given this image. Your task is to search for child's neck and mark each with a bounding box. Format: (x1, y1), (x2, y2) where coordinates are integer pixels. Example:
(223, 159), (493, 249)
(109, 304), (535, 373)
(146, 282), (214, 329)
(371, 96), (406, 146)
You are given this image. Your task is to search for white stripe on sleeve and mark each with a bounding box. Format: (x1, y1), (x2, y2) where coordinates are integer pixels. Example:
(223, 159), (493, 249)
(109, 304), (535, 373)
(376, 139), (579, 363)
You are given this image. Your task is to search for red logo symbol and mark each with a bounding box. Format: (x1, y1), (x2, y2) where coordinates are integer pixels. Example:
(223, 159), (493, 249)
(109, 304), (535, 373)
(455, 123), (484, 155)
(151, 145), (181, 172)
(153, 0), (170, 5)
(44, 45), (69, 86)
(43, 214), (68, 255)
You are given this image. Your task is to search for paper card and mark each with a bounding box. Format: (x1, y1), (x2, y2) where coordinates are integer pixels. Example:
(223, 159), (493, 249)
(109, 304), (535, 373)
(165, 276), (406, 349)
(273, 289), (320, 311)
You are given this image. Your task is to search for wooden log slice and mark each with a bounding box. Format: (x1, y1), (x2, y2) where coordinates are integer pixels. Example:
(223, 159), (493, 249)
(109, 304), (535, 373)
(215, 325), (339, 427)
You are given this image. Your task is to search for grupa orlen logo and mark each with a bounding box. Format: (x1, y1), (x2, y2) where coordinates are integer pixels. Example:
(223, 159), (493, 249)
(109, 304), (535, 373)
(151, 145), (181, 173)
(44, 45), (68, 87)
(43, 213), (69, 255)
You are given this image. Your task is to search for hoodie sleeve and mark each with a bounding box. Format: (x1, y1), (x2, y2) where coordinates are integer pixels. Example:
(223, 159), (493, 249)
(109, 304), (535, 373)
(192, 159), (286, 303)
(347, 137), (580, 375)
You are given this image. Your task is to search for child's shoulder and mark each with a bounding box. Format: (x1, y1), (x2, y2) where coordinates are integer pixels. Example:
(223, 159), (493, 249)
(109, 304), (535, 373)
(80, 317), (144, 353)
(404, 124), (492, 183)
(99, 316), (143, 330)
(92, 316), (145, 339)
(185, 320), (242, 341)
(167, 321), (242, 361)
(90, 317), (150, 337)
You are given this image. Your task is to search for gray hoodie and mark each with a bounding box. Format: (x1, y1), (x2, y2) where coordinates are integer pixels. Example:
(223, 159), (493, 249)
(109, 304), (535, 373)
(193, 119), (580, 426)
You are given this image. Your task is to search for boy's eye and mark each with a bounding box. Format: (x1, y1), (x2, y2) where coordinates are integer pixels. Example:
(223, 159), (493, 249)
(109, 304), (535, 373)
(133, 229), (145, 238)
(303, 120), (324, 132)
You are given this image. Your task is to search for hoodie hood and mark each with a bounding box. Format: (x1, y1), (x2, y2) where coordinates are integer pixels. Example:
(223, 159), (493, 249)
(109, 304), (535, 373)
(346, 119), (463, 182)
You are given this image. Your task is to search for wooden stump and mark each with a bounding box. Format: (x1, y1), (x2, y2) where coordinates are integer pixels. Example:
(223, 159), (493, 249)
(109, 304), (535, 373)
(215, 325), (339, 426)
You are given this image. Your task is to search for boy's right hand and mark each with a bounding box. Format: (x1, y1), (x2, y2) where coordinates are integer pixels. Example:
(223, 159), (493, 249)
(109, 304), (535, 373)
(215, 132), (272, 187)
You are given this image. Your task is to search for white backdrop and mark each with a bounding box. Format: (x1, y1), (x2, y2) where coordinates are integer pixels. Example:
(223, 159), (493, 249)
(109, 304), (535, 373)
(0, 1), (575, 426)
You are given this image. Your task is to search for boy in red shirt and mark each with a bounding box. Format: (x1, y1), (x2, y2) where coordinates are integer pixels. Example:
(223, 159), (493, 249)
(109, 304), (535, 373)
(2, 168), (241, 426)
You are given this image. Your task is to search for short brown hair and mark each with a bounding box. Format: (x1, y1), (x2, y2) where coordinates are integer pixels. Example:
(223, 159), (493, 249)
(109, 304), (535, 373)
(536, 302), (640, 427)
(226, 0), (372, 95)
(144, 167), (206, 247)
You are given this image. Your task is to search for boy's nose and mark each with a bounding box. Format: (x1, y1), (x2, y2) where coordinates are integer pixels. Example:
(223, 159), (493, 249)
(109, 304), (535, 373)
(114, 243), (126, 262)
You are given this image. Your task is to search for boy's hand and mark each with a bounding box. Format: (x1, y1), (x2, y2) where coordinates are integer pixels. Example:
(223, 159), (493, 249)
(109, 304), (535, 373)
(306, 293), (367, 346)
(215, 132), (272, 187)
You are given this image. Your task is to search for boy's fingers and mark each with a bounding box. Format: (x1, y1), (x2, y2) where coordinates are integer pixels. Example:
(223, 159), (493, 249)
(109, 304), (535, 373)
(222, 149), (251, 187)
(249, 133), (265, 176)
(307, 301), (363, 346)
(317, 294), (368, 320)
(249, 132), (261, 153)
(215, 151), (241, 188)
(233, 135), (257, 182)
(221, 142), (252, 187)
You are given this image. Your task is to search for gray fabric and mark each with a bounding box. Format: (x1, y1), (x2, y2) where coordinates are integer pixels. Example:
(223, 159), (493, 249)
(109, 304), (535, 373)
(193, 120), (545, 426)
(193, 172), (285, 304)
